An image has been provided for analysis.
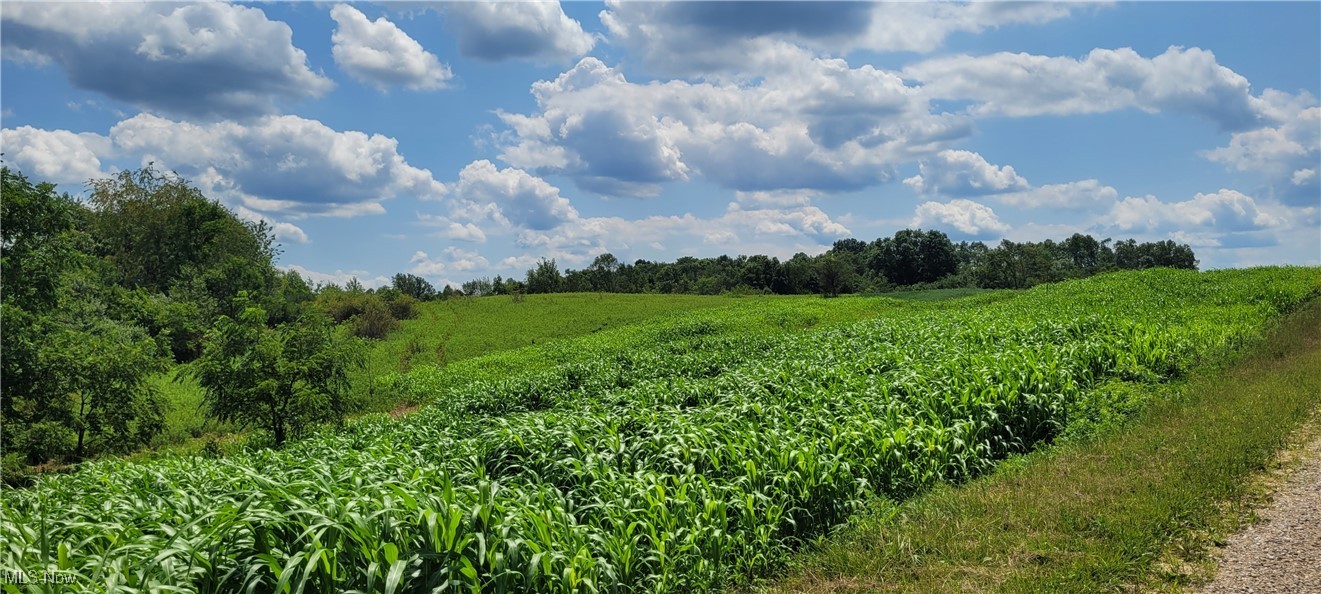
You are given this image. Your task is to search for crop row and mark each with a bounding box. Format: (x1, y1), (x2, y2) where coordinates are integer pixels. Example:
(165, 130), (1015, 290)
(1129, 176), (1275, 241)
(2, 267), (1317, 593)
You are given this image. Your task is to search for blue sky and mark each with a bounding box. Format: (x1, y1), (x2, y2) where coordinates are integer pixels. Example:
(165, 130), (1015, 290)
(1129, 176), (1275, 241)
(3, 1), (1318, 288)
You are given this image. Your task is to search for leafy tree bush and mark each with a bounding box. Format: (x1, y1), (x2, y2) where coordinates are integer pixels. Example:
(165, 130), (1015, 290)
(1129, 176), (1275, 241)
(2, 168), (169, 476)
(352, 296), (400, 340)
(526, 258), (563, 294)
(392, 273), (436, 301)
(45, 316), (168, 459)
(386, 294), (419, 321)
(815, 254), (852, 298)
(192, 299), (361, 446)
(87, 166), (277, 298)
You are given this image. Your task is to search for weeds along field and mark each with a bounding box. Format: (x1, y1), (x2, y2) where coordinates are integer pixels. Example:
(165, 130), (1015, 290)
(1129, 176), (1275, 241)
(2, 268), (1317, 593)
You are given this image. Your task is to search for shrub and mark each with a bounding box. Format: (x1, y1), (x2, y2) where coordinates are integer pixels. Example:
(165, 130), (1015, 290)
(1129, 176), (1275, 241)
(352, 297), (399, 340)
(386, 294), (419, 321)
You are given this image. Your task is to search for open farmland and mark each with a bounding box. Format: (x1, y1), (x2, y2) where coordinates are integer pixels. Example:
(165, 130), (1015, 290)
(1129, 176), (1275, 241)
(148, 293), (742, 449)
(2, 268), (1318, 592)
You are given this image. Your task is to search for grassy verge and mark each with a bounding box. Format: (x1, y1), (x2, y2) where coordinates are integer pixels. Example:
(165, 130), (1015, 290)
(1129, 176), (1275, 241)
(765, 299), (1321, 594)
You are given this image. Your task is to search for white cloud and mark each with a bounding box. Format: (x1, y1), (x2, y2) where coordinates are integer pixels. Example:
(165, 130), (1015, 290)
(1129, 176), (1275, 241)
(496, 54), (968, 195)
(236, 206), (309, 244)
(1, 2), (332, 118)
(418, 214), (488, 243)
(912, 199), (1011, 239)
(410, 247), (490, 282)
(1107, 189), (1284, 233)
(1203, 105), (1320, 205)
(451, 160), (578, 231)
(508, 202), (851, 269)
(904, 150), (1117, 209)
(997, 180), (1118, 209)
(445, 1), (594, 63)
(408, 250), (448, 276)
(905, 46), (1271, 131)
(1294, 169), (1317, 186)
(0, 126), (110, 187)
(441, 246), (489, 272)
(330, 4), (451, 92)
(599, 1), (1080, 77)
(727, 203), (851, 241)
(904, 149), (1028, 196)
(108, 113), (447, 217)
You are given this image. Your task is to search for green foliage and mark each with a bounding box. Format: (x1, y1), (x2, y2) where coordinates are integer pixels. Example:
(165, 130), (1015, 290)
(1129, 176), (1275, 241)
(45, 315), (169, 459)
(0, 167), (78, 309)
(313, 284), (416, 339)
(386, 294), (419, 321)
(87, 166), (277, 297)
(2, 168), (168, 477)
(192, 299), (363, 446)
(352, 295), (401, 340)
(6, 268), (1315, 591)
(392, 272), (437, 301)
(869, 229), (959, 286)
(267, 269), (316, 326)
(774, 298), (1321, 594)
(525, 257), (564, 294)
(976, 239), (1056, 289)
(530, 230), (1196, 299)
(814, 253), (852, 297)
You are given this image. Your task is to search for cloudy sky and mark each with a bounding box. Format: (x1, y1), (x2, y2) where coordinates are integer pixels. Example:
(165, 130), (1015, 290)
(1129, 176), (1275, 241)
(3, 1), (1318, 287)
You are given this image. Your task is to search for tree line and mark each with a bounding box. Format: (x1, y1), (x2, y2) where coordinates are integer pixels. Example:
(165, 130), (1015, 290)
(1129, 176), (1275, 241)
(440, 229), (1196, 299)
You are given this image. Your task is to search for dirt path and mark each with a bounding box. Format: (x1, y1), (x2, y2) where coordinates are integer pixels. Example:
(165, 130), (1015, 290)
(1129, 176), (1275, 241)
(1197, 433), (1321, 594)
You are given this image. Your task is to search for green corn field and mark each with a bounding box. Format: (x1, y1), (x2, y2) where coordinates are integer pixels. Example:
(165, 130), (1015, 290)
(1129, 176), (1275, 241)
(2, 267), (1318, 593)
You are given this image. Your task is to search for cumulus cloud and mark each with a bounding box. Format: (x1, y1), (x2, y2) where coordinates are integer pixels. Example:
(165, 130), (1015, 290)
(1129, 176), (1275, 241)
(0, 126), (110, 187)
(496, 54), (968, 195)
(726, 203), (851, 242)
(1106, 189), (1284, 233)
(408, 250), (448, 276)
(108, 113), (447, 217)
(905, 46), (1273, 131)
(417, 213), (488, 243)
(905, 149), (1117, 209)
(997, 180), (1118, 209)
(1, 2), (332, 119)
(1203, 104), (1320, 205)
(600, 1), (1078, 76)
(235, 206), (309, 244)
(330, 4), (451, 91)
(411, 162), (851, 272)
(507, 203), (850, 270)
(440, 246), (489, 272)
(912, 199), (1011, 239)
(449, 160), (579, 231)
(904, 149), (1028, 196)
(445, 1), (594, 63)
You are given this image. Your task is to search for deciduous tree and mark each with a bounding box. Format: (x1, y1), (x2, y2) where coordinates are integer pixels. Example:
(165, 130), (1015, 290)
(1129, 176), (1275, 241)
(193, 299), (361, 446)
